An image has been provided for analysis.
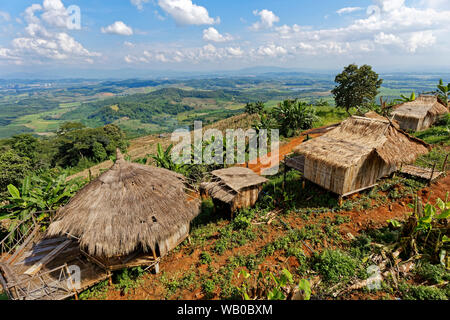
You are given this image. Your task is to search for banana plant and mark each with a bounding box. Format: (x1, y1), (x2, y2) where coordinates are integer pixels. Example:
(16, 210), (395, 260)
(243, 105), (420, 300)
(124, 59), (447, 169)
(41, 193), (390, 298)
(0, 173), (85, 229)
(436, 79), (449, 106)
(151, 143), (188, 174)
(393, 91), (416, 104)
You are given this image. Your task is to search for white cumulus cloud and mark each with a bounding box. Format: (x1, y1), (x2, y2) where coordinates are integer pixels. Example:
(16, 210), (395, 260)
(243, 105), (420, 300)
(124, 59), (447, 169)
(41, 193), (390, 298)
(203, 27), (233, 42)
(0, 1), (99, 65)
(158, 0), (219, 26)
(251, 9), (279, 31)
(101, 21), (134, 36)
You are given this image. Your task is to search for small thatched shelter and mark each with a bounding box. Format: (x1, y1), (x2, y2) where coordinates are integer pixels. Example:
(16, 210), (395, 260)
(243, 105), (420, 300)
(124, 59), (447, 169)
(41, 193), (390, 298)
(201, 167), (268, 216)
(291, 116), (430, 197)
(47, 150), (200, 270)
(392, 95), (448, 131)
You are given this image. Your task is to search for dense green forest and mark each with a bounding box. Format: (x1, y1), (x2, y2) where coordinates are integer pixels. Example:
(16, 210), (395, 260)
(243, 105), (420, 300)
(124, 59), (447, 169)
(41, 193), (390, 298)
(0, 123), (128, 198)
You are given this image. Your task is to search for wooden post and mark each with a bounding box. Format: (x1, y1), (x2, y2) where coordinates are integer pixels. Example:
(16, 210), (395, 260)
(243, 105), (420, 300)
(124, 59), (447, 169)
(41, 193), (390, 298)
(443, 154), (449, 172)
(429, 163), (436, 185)
(154, 263), (160, 274)
(338, 196), (343, 208)
(108, 274), (113, 286)
(66, 264), (79, 301)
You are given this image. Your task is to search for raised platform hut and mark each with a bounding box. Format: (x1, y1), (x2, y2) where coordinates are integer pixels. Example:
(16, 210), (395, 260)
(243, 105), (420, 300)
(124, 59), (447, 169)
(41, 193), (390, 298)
(391, 95), (448, 131)
(47, 149), (200, 271)
(201, 167), (268, 216)
(289, 116), (430, 198)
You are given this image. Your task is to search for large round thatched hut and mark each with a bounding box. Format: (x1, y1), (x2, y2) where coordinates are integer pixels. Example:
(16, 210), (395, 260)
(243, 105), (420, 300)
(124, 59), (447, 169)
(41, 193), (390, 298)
(47, 150), (200, 271)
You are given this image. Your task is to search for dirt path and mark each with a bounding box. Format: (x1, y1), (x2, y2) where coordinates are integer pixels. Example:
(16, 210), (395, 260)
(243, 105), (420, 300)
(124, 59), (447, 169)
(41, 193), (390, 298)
(243, 123), (339, 175)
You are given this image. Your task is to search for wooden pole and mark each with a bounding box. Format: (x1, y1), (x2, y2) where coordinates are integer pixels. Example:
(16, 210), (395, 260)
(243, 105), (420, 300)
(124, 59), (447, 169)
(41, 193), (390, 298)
(65, 264), (79, 301)
(443, 154), (449, 172)
(429, 163), (436, 185)
(338, 196), (343, 208)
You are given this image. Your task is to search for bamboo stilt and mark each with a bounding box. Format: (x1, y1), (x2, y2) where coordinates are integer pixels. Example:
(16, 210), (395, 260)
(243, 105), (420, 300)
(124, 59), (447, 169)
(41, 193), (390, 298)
(429, 163), (436, 185)
(66, 264), (79, 300)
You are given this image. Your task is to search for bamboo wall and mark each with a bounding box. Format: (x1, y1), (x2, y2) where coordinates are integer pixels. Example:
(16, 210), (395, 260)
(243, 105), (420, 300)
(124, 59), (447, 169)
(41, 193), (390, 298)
(231, 185), (264, 212)
(303, 158), (347, 195)
(394, 114), (436, 131)
(304, 151), (395, 196)
(343, 151), (395, 195)
(158, 223), (189, 257)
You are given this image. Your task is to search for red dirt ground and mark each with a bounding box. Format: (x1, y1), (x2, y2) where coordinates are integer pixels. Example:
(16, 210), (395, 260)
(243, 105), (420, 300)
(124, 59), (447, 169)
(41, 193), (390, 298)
(99, 123), (449, 300)
(100, 167), (449, 300)
(241, 124), (337, 175)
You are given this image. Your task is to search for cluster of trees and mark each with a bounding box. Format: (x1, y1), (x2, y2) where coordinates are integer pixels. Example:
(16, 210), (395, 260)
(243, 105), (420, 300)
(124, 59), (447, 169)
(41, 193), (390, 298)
(246, 99), (318, 138)
(0, 122), (128, 199)
(52, 122), (128, 168)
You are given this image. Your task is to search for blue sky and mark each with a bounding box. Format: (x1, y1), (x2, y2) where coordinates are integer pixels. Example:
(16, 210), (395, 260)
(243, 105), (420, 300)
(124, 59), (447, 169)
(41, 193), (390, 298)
(0, 0), (450, 76)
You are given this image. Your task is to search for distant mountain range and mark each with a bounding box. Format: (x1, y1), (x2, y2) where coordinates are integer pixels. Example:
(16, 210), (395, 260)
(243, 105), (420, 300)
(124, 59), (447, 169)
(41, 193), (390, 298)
(2, 65), (449, 81)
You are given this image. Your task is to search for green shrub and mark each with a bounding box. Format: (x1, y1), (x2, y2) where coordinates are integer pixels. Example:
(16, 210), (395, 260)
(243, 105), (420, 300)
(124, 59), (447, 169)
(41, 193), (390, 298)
(199, 252), (212, 265)
(79, 280), (109, 300)
(202, 279), (216, 299)
(232, 208), (256, 230)
(114, 267), (145, 294)
(416, 262), (450, 284)
(213, 238), (229, 255)
(399, 283), (448, 300)
(312, 249), (359, 284)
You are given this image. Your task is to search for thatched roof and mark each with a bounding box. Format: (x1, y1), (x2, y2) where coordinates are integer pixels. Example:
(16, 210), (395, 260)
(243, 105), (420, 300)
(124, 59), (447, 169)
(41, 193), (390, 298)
(392, 95), (448, 120)
(202, 167), (268, 204)
(293, 116), (430, 169)
(364, 111), (400, 128)
(47, 150), (200, 258)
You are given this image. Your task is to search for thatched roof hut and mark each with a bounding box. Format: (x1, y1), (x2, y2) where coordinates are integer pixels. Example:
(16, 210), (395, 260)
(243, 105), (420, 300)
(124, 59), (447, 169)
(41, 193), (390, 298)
(47, 150), (200, 266)
(392, 95), (448, 131)
(291, 116), (430, 196)
(201, 167), (268, 215)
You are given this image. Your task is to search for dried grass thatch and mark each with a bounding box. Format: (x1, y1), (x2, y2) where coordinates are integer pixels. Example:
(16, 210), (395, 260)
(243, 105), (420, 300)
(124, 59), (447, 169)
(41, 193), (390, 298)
(392, 95), (448, 131)
(294, 116), (429, 168)
(364, 111), (401, 130)
(47, 150), (200, 258)
(292, 116), (430, 195)
(202, 167), (268, 205)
